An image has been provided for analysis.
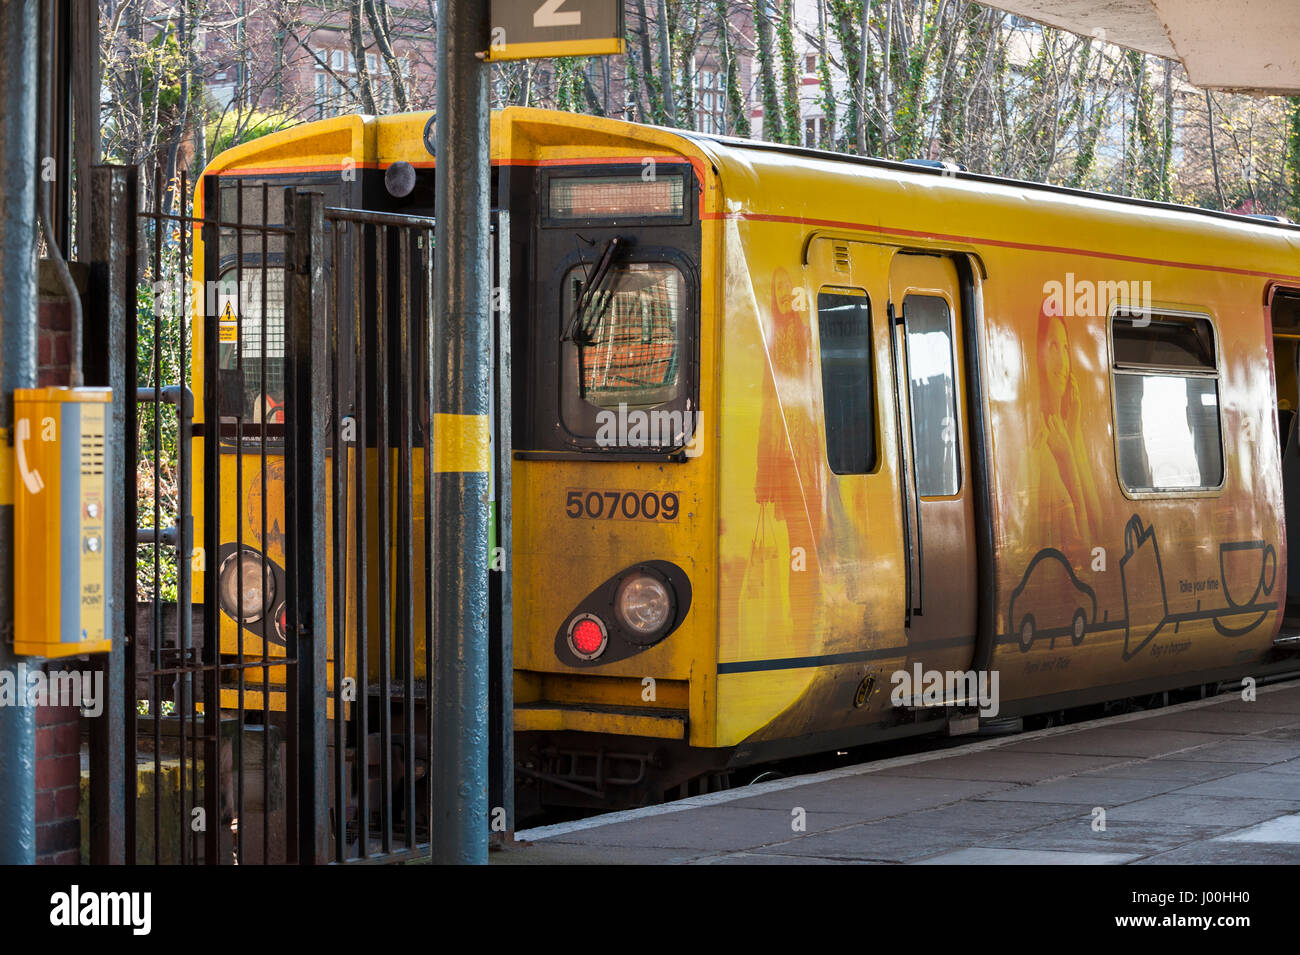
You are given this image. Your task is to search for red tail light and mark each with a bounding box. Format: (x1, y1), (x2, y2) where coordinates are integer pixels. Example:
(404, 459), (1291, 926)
(567, 614), (608, 660)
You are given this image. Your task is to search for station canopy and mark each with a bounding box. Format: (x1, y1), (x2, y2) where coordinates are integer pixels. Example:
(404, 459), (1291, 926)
(984, 0), (1300, 95)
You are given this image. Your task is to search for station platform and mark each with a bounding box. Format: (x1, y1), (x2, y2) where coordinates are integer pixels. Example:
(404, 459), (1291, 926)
(503, 680), (1300, 864)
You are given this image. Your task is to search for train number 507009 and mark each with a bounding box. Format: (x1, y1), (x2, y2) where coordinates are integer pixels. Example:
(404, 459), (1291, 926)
(564, 489), (680, 522)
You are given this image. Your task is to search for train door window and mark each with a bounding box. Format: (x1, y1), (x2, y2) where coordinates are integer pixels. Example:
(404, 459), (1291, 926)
(217, 267), (286, 424)
(902, 294), (960, 496)
(816, 288), (875, 474)
(215, 180), (290, 439)
(1110, 312), (1223, 492)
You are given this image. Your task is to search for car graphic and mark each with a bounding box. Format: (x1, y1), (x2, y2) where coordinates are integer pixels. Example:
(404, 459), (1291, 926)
(1008, 549), (1098, 652)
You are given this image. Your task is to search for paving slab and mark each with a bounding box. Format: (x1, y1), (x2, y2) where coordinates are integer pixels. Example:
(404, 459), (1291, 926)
(971, 775), (1189, 806)
(1174, 769), (1300, 801)
(748, 820), (997, 863)
(695, 851), (866, 865)
(1076, 758), (1256, 783)
(984, 819), (1229, 854)
(1104, 793), (1300, 827)
(872, 751), (1129, 783)
(912, 847), (1142, 865)
(1171, 737), (1300, 763)
(999, 727), (1224, 758)
(879, 798), (1088, 835)
(1212, 813), (1300, 844)
(1109, 709), (1300, 734)
(1132, 841), (1300, 863)
(1209, 695), (1300, 714)
(726, 774), (1017, 817)
(1256, 724), (1300, 741)
(1258, 757), (1300, 776)
(492, 842), (699, 864)
(530, 805), (864, 851)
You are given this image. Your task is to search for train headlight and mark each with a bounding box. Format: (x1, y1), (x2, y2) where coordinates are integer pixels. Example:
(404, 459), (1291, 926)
(567, 614), (608, 661)
(614, 573), (673, 642)
(218, 549), (275, 624)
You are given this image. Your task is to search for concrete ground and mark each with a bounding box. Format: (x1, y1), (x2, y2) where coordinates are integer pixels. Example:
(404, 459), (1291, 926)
(496, 680), (1300, 864)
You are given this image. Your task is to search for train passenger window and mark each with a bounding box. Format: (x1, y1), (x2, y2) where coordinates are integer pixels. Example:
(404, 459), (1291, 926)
(1111, 313), (1223, 491)
(817, 289), (875, 474)
(561, 261), (684, 413)
(903, 294), (960, 497)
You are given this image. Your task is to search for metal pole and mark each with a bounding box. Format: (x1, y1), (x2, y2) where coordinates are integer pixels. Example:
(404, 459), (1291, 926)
(284, 189), (330, 864)
(84, 165), (136, 866)
(432, 0), (491, 865)
(0, 0), (40, 866)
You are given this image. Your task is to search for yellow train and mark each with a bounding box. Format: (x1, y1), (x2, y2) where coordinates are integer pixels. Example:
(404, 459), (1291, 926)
(194, 107), (1300, 817)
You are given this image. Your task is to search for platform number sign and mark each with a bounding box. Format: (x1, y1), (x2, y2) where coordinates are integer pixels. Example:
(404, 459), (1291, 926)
(487, 0), (625, 61)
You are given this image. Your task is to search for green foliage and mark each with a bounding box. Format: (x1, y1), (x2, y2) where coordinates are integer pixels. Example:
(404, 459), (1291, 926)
(713, 0), (751, 137)
(827, 0), (866, 153)
(207, 110), (294, 158)
(1287, 98), (1300, 220)
(139, 28), (194, 122)
(135, 217), (191, 605)
(776, 0), (801, 146)
(891, 2), (937, 161)
(754, 1), (783, 143)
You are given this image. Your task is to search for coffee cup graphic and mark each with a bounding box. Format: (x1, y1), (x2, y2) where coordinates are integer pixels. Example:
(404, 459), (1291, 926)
(1214, 540), (1276, 637)
(1219, 540), (1276, 610)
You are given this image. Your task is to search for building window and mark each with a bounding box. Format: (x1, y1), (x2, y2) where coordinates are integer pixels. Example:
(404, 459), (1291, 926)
(1111, 312), (1223, 491)
(804, 117), (825, 148)
(817, 288), (876, 474)
(805, 53), (818, 74)
(695, 67), (724, 135)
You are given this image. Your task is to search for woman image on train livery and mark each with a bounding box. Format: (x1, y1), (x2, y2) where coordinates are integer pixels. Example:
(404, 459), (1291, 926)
(1032, 305), (1103, 555)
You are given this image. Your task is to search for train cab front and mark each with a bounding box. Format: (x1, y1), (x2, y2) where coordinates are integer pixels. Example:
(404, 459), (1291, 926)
(496, 109), (723, 813)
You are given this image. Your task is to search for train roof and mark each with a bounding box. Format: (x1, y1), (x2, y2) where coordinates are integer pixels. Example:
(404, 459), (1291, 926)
(676, 126), (1300, 237)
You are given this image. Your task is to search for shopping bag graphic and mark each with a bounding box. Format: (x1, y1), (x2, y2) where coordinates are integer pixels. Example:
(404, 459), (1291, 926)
(1120, 514), (1169, 660)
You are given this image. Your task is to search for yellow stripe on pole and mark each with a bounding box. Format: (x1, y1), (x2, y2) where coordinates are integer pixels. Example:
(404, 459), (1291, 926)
(433, 413), (491, 474)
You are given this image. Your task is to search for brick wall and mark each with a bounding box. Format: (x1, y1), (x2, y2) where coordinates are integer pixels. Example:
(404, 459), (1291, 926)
(35, 697), (82, 865)
(33, 260), (87, 864)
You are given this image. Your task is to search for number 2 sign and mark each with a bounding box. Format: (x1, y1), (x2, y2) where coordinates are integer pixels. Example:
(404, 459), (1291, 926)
(487, 0), (625, 61)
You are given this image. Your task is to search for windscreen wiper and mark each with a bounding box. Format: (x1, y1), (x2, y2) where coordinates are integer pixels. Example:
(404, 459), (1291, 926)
(562, 235), (626, 344)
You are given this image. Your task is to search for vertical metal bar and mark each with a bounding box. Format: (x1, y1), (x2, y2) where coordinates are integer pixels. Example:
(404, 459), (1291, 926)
(151, 163), (163, 864)
(376, 224), (392, 855)
(201, 175), (223, 865)
(491, 211), (514, 840)
(86, 164), (135, 866)
(422, 224), (435, 846)
(331, 216), (347, 862)
(433, 0), (492, 865)
(258, 182), (271, 865)
(284, 188), (329, 864)
(177, 170), (193, 866)
(0, 0), (39, 863)
(233, 181), (245, 865)
(354, 220), (369, 860)
(397, 227), (415, 849)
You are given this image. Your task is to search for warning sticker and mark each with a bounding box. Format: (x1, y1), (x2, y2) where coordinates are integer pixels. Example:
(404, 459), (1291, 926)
(218, 300), (238, 342)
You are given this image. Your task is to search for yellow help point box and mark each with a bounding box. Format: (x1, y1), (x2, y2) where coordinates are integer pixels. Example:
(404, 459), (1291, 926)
(12, 387), (113, 657)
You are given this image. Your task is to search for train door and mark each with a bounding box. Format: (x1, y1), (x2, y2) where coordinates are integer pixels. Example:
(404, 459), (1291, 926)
(888, 253), (979, 677)
(1269, 286), (1300, 618)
